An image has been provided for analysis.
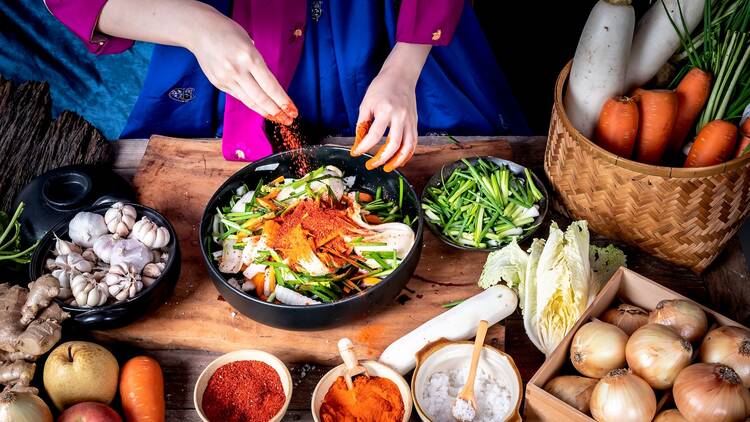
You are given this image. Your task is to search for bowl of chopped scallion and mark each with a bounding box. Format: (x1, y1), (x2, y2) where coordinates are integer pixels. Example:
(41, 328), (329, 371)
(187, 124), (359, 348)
(421, 157), (547, 250)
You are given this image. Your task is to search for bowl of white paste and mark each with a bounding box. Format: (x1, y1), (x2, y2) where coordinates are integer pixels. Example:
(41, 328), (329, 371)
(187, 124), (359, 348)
(411, 339), (522, 422)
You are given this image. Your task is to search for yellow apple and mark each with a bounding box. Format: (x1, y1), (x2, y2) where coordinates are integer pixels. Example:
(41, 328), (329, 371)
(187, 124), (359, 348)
(43, 341), (119, 411)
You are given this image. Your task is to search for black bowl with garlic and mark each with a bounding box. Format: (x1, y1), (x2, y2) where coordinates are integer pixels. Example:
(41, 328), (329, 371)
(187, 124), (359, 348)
(29, 202), (180, 329)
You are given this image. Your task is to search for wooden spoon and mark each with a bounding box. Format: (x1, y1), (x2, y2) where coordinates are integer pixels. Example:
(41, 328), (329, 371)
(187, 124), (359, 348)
(452, 320), (490, 421)
(338, 338), (369, 390)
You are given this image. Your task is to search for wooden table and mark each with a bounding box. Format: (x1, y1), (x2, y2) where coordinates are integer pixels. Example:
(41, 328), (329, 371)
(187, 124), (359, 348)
(111, 136), (750, 421)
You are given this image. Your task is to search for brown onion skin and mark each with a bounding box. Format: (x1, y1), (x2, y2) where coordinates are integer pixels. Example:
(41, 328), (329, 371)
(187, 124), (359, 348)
(570, 320), (628, 378)
(544, 375), (597, 414)
(653, 409), (688, 422)
(649, 299), (707, 343)
(601, 304), (649, 335)
(673, 363), (750, 422)
(700, 326), (750, 388)
(626, 323), (692, 389)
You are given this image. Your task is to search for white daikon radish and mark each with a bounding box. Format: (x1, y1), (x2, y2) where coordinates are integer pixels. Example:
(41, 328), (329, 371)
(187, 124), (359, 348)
(565, 0), (635, 138)
(379, 285), (518, 375)
(626, 0), (705, 90)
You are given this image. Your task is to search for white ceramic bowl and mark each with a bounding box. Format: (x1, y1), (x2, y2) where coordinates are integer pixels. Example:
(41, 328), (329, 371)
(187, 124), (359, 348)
(193, 349), (293, 422)
(311, 360), (413, 421)
(412, 340), (522, 422)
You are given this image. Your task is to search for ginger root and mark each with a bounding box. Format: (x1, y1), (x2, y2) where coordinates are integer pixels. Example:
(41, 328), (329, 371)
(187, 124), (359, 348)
(0, 277), (68, 393)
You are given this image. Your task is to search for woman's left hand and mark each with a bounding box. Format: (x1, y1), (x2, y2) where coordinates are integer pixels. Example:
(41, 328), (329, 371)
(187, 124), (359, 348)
(352, 43), (432, 172)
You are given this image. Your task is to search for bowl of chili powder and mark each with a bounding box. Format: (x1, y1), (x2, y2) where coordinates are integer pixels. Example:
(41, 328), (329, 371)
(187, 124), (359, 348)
(194, 349), (292, 422)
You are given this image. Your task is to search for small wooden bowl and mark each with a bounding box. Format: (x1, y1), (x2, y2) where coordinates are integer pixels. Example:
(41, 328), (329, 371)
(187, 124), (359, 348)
(311, 360), (413, 422)
(193, 350), (292, 422)
(412, 339), (522, 422)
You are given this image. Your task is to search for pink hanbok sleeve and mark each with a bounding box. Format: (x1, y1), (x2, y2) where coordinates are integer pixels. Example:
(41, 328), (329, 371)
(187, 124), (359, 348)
(395, 0), (464, 46)
(45, 0), (134, 55)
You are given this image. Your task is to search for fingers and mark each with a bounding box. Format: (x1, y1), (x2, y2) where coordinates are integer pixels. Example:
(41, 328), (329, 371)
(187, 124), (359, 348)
(383, 123), (417, 172)
(351, 114), (388, 157)
(235, 74), (293, 125)
(366, 118), (404, 170)
(249, 58), (298, 122)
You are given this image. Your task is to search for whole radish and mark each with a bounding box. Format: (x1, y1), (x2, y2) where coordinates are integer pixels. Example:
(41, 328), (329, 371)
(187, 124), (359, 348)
(565, 0), (635, 138)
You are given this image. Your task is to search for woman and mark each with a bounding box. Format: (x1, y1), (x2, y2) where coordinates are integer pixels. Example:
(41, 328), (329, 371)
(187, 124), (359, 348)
(47, 0), (527, 170)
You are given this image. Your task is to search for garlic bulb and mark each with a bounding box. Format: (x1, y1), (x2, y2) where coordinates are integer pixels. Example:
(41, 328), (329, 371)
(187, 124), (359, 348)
(53, 235), (81, 256)
(601, 304), (649, 335)
(109, 238), (152, 273)
(674, 363), (750, 422)
(700, 326), (750, 388)
(104, 263), (143, 301)
(142, 262), (165, 286)
(131, 216), (170, 249)
(49, 253), (93, 299)
(544, 375), (597, 414)
(0, 390), (53, 422)
(81, 248), (98, 263)
(626, 323), (692, 389)
(92, 234), (121, 263)
(68, 212), (108, 248)
(590, 369), (656, 422)
(104, 202), (137, 237)
(649, 299), (707, 343)
(71, 273), (109, 307)
(570, 320), (628, 378)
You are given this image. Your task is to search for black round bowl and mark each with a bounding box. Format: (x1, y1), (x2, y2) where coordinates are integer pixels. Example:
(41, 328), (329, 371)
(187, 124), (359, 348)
(199, 145), (424, 330)
(29, 203), (181, 330)
(422, 156), (548, 252)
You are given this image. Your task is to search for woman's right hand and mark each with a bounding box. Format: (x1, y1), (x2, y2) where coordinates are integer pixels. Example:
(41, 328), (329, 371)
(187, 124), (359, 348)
(186, 10), (296, 125)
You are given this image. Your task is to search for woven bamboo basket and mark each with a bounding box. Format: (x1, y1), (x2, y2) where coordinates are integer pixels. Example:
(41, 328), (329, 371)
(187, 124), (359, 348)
(545, 62), (750, 273)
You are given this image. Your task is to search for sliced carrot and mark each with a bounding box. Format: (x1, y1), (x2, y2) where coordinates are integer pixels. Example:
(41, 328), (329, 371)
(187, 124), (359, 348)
(635, 90), (679, 165)
(365, 214), (382, 224)
(668, 68), (712, 154)
(270, 175), (285, 185)
(595, 96), (639, 158)
(119, 356), (165, 422)
(684, 120), (738, 167)
(356, 192), (374, 203)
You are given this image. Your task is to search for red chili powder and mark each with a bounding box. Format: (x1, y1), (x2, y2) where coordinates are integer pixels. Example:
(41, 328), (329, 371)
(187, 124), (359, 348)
(202, 360), (285, 422)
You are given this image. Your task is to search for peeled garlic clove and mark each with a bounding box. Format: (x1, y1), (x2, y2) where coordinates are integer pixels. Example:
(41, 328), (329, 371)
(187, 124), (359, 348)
(68, 212), (108, 248)
(104, 202), (137, 237)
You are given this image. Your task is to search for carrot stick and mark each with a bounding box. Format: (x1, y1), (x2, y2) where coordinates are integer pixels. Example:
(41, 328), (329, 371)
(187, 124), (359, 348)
(120, 356), (165, 422)
(595, 96), (639, 157)
(736, 118), (750, 158)
(684, 120), (738, 167)
(668, 68), (712, 155)
(635, 90), (679, 165)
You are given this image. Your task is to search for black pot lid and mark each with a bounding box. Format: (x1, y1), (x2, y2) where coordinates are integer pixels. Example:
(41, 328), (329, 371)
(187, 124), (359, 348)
(13, 164), (135, 243)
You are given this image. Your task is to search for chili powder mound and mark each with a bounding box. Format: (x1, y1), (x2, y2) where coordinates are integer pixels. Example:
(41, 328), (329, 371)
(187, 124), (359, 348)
(202, 360), (285, 422)
(320, 375), (404, 422)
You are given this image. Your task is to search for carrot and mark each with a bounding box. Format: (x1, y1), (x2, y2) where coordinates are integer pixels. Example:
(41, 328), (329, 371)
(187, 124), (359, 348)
(119, 356), (165, 422)
(595, 96), (639, 157)
(684, 120), (738, 167)
(668, 68), (712, 154)
(629, 88), (647, 102)
(736, 119), (750, 158)
(634, 90), (678, 165)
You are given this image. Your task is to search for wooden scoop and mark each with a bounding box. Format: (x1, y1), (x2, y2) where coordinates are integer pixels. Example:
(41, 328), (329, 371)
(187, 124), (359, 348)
(452, 320), (490, 421)
(338, 338), (369, 390)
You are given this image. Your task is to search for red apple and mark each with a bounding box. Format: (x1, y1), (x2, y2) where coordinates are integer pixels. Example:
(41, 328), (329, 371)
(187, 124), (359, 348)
(57, 402), (122, 422)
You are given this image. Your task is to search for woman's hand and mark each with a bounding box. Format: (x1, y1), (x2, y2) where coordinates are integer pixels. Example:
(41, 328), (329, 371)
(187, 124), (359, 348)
(97, 0), (296, 124)
(352, 43), (432, 172)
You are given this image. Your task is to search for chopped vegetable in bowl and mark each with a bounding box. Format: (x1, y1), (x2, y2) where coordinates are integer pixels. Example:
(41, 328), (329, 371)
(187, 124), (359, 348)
(421, 157), (546, 250)
(210, 165), (416, 305)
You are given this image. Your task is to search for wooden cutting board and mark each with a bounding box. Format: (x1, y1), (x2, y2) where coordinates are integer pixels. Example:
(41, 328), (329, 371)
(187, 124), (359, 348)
(94, 135), (517, 364)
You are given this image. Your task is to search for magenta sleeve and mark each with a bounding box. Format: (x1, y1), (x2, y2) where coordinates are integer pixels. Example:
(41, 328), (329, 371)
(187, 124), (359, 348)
(395, 0), (464, 46)
(44, 0), (134, 55)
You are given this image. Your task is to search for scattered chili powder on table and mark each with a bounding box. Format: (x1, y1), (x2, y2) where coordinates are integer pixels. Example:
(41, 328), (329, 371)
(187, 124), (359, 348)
(202, 360), (285, 422)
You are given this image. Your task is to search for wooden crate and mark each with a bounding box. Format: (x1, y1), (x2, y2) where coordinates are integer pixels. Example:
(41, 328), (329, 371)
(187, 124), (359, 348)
(524, 267), (747, 421)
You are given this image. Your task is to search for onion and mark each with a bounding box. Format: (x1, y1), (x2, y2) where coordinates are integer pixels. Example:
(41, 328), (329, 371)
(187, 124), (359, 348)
(590, 368), (656, 422)
(700, 326), (750, 388)
(543, 375), (598, 414)
(673, 363), (750, 422)
(648, 299), (707, 343)
(653, 409), (688, 422)
(570, 320), (628, 378)
(601, 304), (649, 335)
(626, 323), (692, 389)
(0, 391), (52, 422)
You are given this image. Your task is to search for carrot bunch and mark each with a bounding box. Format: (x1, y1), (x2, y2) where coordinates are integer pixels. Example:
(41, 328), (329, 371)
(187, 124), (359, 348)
(593, 67), (747, 168)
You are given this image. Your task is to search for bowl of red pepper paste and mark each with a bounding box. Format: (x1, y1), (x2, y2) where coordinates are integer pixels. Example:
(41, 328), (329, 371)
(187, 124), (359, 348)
(194, 349), (293, 422)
